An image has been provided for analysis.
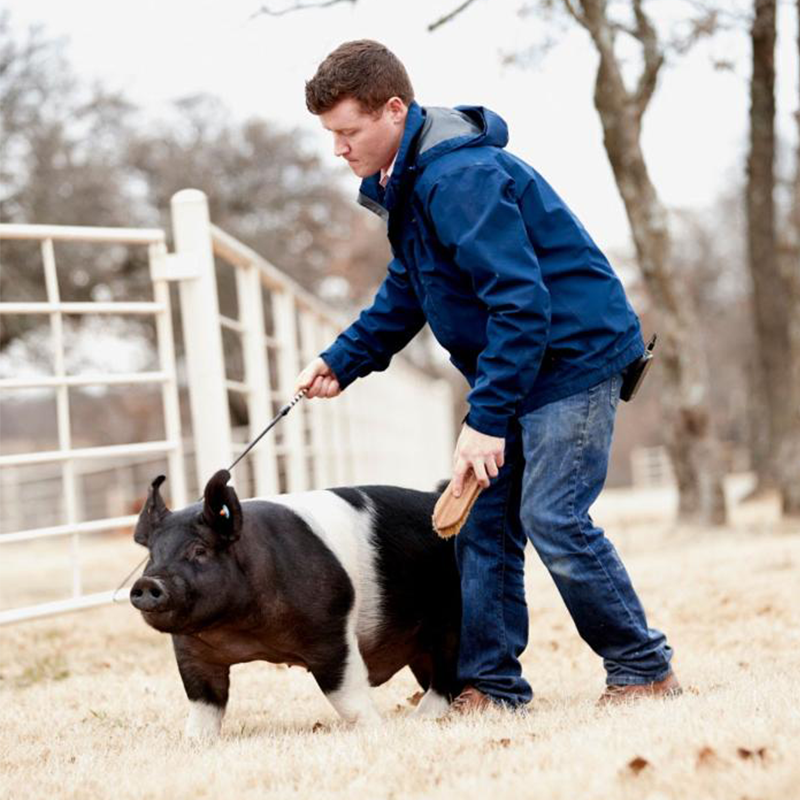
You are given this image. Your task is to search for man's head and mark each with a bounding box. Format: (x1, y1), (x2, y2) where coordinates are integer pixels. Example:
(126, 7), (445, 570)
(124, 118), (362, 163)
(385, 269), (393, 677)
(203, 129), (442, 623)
(306, 40), (414, 178)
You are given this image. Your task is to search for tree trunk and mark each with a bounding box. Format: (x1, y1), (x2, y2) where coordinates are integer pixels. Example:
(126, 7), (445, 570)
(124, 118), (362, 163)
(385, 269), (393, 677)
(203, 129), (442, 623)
(576, 0), (727, 524)
(746, 0), (791, 501)
(777, 0), (800, 515)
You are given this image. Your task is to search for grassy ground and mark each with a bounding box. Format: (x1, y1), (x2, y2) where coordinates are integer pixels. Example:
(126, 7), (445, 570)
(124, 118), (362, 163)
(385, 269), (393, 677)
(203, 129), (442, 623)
(1, 489), (799, 800)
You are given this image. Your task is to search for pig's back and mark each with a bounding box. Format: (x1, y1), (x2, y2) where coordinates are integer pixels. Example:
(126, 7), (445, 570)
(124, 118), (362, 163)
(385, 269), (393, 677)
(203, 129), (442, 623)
(252, 486), (457, 666)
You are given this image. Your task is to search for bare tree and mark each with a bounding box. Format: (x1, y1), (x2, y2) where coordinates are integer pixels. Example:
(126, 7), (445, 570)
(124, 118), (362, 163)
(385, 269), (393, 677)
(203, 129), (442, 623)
(0, 15), (387, 356)
(745, 0), (784, 494)
(0, 14), (148, 351)
(126, 93), (360, 295)
(552, 0), (725, 524)
(253, 0), (482, 32)
(776, 0), (800, 514)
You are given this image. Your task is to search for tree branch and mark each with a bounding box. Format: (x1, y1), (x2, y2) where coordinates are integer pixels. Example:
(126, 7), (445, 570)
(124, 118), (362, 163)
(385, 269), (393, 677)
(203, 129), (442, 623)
(631, 0), (664, 119)
(561, 0), (590, 31)
(575, 0), (619, 76)
(427, 0), (481, 32)
(666, 7), (721, 56)
(252, 0), (355, 19)
(610, 21), (638, 38)
(684, 0), (749, 29)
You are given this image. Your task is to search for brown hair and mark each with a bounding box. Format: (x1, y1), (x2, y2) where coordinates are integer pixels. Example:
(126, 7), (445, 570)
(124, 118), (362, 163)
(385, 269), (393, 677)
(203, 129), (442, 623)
(305, 40), (414, 115)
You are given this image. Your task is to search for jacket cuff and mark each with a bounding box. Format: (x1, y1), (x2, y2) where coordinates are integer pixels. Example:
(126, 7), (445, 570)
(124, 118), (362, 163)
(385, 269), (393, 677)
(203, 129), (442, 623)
(464, 408), (510, 439)
(319, 341), (360, 391)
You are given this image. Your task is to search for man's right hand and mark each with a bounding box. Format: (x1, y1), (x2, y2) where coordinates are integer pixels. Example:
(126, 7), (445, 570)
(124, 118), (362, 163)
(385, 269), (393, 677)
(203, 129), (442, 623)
(294, 357), (341, 399)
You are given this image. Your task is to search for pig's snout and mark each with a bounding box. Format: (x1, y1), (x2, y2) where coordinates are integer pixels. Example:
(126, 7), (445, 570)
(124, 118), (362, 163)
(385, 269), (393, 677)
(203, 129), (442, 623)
(130, 576), (170, 612)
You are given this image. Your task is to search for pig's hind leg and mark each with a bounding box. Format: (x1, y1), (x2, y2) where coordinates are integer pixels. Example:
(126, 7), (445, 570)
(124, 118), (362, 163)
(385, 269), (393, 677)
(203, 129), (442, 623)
(173, 636), (230, 741)
(409, 644), (456, 719)
(309, 624), (381, 726)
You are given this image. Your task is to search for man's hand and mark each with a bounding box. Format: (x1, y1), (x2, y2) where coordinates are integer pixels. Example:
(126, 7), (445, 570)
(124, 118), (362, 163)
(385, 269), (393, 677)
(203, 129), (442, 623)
(294, 357), (341, 399)
(452, 423), (505, 497)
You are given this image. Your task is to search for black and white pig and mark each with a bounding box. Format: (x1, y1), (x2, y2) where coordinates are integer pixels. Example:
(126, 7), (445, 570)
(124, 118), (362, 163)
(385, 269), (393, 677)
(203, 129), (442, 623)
(130, 469), (461, 739)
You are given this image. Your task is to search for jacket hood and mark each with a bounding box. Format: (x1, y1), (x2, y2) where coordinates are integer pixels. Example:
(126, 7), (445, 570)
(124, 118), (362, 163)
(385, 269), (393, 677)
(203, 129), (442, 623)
(417, 104), (508, 165)
(357, 102), (509, 218)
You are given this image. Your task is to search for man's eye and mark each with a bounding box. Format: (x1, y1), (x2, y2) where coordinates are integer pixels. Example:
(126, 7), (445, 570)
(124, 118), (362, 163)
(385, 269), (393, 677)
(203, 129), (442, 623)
(191, 546), (208, 560)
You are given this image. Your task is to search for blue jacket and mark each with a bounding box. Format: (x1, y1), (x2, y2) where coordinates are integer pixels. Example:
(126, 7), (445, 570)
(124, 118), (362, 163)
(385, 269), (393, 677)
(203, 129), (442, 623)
(321, 101), (644, 438)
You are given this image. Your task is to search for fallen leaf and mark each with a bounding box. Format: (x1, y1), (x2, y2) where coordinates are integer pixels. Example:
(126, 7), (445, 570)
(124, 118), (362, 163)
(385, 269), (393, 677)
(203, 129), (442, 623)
(696, 746), (719, 766)
(737, 747), (768, 761)
(311, 721), (329, 733)
(627, 756), (650, 775)
(407, 691), (425, 707)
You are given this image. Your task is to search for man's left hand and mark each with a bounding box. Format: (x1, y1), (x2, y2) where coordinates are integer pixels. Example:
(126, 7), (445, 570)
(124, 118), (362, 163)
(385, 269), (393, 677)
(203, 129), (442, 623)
(452, 423), (505, 498)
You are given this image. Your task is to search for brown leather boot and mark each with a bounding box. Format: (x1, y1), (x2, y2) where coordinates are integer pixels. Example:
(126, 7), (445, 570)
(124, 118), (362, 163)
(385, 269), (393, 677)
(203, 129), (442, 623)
(597, 672), (683, 705)
(446, 685), (493, 715)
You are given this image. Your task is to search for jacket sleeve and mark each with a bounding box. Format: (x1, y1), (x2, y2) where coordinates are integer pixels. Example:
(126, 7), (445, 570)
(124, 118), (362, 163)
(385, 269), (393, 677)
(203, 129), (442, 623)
(320, 257), (427, 390)
(428, 165), (551, 438)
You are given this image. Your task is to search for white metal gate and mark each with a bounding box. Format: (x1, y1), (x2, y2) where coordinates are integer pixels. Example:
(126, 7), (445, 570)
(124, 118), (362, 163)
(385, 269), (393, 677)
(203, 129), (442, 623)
(169, 190), (453, 498)
(0, 190), (454, 626)
(0, 225), (187, 624)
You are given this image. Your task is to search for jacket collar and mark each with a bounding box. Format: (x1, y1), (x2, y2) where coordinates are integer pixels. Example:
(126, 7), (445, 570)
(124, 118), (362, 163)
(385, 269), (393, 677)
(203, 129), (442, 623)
(357, 101), (426, 220)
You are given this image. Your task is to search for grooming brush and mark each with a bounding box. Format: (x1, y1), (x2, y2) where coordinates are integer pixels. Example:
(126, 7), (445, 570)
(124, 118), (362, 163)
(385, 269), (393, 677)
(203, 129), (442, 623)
(432, 471), (483, 538)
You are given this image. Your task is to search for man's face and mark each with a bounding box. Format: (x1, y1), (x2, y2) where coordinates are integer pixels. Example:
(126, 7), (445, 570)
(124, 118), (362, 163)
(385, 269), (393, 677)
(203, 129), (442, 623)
(319, 97), (407, 179)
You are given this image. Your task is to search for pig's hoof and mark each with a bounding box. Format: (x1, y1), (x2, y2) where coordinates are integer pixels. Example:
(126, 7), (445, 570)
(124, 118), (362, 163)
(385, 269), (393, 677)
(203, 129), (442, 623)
(413, 689), (451, 719)
(348, 707), (382, 727)
(355, 713), (382, 727)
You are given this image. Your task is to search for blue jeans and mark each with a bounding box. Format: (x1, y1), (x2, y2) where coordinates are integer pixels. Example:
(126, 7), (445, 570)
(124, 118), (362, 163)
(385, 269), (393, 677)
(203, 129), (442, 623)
(455, 373), (673, 706)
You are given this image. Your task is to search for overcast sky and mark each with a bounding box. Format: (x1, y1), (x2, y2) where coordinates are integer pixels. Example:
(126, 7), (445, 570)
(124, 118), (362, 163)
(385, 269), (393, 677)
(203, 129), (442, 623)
(5, 0), (800, 254)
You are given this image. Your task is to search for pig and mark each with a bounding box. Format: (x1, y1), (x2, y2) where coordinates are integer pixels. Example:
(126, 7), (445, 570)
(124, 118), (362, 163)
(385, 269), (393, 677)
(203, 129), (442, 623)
(130, 468), (461, 739)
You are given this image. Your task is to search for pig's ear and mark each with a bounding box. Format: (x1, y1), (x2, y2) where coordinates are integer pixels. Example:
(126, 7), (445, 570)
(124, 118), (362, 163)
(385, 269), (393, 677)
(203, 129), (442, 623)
(134, 475), (171, 547)
(202, 469), (242, 544)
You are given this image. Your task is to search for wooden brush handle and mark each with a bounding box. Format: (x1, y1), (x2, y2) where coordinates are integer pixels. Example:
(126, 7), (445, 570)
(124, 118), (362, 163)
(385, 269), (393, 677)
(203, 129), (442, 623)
(432, 472), (483, 538)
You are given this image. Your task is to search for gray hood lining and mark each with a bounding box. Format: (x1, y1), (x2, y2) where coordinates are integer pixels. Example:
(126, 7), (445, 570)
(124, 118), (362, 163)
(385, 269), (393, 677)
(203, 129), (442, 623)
(417, 107), (482, 155)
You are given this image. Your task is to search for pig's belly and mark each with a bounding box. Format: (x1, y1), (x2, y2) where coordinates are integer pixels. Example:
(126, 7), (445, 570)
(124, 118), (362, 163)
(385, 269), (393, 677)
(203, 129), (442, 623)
(358, 627), (422, 687)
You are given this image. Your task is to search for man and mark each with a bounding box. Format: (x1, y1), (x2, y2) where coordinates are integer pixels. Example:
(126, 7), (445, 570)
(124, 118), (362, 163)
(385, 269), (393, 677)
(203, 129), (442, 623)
(294, 40), (679, 711)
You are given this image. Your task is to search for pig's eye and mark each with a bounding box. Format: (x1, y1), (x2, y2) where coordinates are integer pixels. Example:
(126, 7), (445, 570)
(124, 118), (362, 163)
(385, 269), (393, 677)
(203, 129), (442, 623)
(188, 544), (209, 562)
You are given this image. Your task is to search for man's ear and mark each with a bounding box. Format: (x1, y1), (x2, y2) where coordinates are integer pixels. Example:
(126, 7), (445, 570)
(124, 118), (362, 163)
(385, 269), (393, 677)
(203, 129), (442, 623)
(386, 95), (407, 123)
(202, 469), (242, 544)
(134, 475), (171, 547)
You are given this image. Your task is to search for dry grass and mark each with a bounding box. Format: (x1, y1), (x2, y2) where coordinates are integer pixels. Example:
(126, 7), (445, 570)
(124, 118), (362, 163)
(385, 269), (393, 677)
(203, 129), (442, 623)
(1, 490), (799, 800)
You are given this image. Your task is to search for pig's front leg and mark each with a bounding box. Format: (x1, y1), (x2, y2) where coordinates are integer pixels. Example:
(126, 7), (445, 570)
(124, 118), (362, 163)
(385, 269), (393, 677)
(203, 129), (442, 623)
(309, 625), (381, 726)
(172, 635), (230, 742)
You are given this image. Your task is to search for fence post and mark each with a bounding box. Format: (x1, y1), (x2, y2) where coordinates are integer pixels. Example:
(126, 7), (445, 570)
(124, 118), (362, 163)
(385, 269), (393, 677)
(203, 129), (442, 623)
(236, 263), (278, 497)
(322, 321), (351, 485)
(299, 310), (330, 489)
(272, 290), (307, 492)
(170, 189), (233, 492)
(149, 241), (188, 508)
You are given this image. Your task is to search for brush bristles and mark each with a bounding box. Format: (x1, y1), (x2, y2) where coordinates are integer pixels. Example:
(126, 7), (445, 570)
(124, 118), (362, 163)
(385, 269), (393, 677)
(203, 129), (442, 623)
(432, 490), (481, 539)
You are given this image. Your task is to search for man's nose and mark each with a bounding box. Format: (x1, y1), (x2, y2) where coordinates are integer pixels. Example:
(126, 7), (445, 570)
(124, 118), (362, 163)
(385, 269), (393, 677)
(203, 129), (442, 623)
(333, 135), (349, 157)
